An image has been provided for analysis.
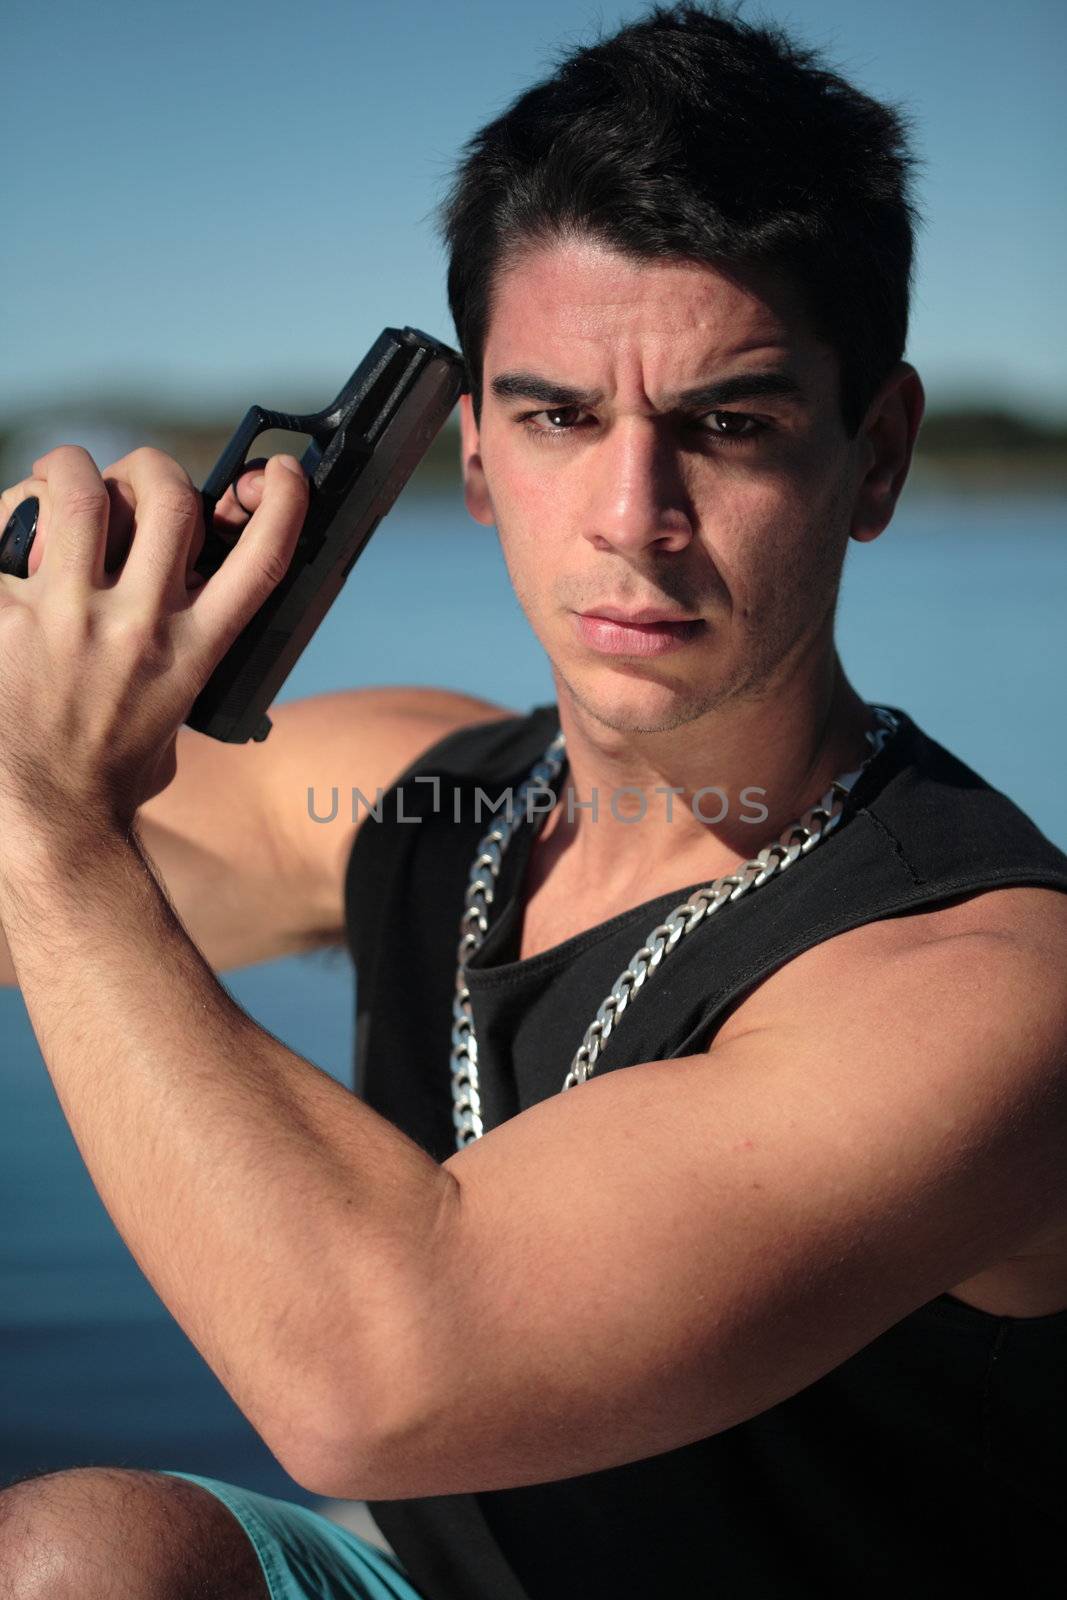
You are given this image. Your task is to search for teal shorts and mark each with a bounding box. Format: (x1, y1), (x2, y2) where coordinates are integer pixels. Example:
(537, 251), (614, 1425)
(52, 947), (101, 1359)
(162, 1471), (426, 1600)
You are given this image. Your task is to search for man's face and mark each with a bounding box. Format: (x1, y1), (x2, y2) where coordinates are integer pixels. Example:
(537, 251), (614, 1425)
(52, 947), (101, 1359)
(459, 238), (870, 735)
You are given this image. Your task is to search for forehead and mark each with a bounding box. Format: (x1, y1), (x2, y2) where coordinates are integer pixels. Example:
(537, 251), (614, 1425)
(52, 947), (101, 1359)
(484, 237), (831, 392)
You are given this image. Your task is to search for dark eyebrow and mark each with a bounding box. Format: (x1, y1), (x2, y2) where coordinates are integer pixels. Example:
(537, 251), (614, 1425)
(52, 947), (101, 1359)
(488, 368), (808, 410)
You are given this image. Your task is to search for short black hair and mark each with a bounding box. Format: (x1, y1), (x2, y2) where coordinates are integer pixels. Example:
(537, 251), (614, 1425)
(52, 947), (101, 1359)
(438, 1), (923, 437)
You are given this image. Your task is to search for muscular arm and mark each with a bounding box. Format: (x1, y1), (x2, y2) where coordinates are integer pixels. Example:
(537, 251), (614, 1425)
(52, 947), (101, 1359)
(4, 738), (1065, 1500)
(0, 684), (513, 1479)
(0, 685), (514, 983)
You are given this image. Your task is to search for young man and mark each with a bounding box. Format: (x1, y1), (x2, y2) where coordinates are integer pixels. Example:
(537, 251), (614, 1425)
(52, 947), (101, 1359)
(1, 4), (1065, 1597)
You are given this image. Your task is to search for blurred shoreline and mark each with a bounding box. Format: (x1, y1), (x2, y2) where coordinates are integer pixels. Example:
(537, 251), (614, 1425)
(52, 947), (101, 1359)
(2, 401), (1065, 498)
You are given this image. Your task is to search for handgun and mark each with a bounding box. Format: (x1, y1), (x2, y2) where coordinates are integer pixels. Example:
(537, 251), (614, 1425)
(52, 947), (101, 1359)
(0, 326), (466, 743)
(190, 325), (465, 741)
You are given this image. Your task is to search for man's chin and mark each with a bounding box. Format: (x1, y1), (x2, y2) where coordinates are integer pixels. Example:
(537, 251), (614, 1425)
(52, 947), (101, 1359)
(554, 667), (726, 736)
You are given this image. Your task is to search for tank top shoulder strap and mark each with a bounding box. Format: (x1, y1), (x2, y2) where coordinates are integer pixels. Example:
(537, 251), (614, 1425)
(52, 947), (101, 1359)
(344, 700), (561, 957)
(393, 700), (561, 788)
(851, 710), (1067, 896)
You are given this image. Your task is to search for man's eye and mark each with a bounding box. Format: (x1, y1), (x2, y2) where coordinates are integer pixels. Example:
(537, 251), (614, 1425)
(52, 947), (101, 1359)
(699, 412), (763, 444)
(517, 408), (765, 444)
(522, 406), (587, 434)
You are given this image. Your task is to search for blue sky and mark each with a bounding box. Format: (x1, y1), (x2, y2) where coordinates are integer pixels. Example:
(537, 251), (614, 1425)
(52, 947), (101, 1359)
(3, 0), (1064, 423)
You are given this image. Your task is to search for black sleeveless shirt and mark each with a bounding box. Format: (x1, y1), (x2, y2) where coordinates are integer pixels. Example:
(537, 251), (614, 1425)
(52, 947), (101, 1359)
(344, 703), (1067, 1600)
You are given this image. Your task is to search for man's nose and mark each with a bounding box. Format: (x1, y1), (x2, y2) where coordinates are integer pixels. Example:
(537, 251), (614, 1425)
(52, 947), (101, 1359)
(580, 417), (695, 555)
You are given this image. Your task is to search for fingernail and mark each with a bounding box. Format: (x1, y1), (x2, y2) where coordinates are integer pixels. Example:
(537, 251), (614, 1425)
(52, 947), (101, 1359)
(275, 455), (304, 478)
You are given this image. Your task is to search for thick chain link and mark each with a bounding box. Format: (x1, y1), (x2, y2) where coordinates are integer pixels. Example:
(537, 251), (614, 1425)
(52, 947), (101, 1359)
(450, 705), (900, 1149)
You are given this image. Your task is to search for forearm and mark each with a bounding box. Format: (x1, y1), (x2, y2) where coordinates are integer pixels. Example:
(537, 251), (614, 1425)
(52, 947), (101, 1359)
(0, 818), (458, 1476)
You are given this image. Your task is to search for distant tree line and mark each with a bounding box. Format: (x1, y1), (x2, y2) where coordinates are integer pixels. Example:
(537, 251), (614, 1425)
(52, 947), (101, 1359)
(1, 401), (1065, 497)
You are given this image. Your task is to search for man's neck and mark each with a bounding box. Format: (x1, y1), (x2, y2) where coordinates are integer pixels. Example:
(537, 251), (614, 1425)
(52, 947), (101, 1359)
(538, 657), (876, 894)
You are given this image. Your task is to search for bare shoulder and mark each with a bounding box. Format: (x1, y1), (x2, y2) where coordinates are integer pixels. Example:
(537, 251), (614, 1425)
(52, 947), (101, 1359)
(718, 882), (1067, 1048)
(261, 684), (517, 795)
(262, 685), (519, 949)
(692, 881), (1067, 1280)
(911, 882), (1067, 945)
(851, 882), (1067, 978)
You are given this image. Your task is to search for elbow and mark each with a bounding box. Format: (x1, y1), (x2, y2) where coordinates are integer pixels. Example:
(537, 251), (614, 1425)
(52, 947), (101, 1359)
(270, 1336), (464, 1501)
(266, 1380), (386, 1502)
(239, 1327), (397, 1500)
(274, 1396), (436, 1503)
(276, 1434), (377, 1504)
(273, 1170), (466, 1500)
(265, 1313), (454, 1502)
(281, 1413), (444, 1503)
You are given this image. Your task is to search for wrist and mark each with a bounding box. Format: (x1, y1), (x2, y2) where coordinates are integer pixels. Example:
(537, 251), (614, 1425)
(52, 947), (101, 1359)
(0, 797), (132, 900)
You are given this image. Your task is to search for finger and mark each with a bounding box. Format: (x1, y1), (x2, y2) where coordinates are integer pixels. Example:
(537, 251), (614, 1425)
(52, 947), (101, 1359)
(213, 457), (269, 537)
(1, 475), (45, 574)
(106, 447), (202, 607)
(2, 472), (137, 578)
(102, 467), (195, 582)
(200, 460), (270, 575)
(30, 446), (110, 588)
(100, 476), (137, 573)
(188, 454), (308, 664)
(99, 449), (270, 593)
(99, 444), (241, 582)
(1, 474), (45, 520)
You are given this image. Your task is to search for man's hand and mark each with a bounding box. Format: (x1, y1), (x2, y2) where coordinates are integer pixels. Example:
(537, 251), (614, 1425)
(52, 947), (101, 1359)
(0, 445), (307, 840)
(0, 451), (275, 580)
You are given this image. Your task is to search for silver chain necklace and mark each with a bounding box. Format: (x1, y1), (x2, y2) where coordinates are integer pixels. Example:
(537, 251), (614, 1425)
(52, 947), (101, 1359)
(450, 705), (900, 1150)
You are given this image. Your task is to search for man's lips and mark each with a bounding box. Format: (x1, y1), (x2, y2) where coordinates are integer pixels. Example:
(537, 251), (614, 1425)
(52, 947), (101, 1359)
(579, 605), (701, 625)
(573, 610), (706, 658)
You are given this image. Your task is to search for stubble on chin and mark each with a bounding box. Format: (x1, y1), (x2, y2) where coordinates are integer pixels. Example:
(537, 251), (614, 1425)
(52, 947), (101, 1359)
(552, 555), (846, 736)
(553, 663), (735, 736)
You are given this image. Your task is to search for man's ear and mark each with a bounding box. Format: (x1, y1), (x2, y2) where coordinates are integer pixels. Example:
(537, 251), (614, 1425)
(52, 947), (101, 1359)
(459, 392), (495, 527)
(849, 361), (926, 544)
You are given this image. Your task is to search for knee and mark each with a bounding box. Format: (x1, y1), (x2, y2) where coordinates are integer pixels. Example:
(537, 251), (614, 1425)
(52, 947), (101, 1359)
(0, 1467), (268, 1600)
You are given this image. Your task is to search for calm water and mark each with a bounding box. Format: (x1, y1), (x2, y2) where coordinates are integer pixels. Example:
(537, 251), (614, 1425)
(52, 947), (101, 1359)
(1, 487), (1065, 1501)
